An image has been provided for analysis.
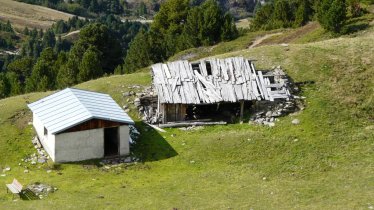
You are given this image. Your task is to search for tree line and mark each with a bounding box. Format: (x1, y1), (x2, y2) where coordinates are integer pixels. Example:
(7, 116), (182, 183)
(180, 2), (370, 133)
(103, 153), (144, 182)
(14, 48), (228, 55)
(1, 0), (239, 99)
(17, 0), (159, 17)
(121, 0), (238, 73)
(252, 0), (365, 33)
(0, 21), (17, 50)
(0, 16), (145, 99)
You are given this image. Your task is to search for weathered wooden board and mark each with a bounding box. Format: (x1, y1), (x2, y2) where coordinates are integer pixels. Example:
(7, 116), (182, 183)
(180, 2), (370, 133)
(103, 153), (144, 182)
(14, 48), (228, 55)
(151, 57), (291, 104)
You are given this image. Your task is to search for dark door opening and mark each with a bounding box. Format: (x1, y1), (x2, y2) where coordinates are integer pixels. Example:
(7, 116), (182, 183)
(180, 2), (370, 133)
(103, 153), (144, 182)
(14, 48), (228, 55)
(104, 127), (119, 157)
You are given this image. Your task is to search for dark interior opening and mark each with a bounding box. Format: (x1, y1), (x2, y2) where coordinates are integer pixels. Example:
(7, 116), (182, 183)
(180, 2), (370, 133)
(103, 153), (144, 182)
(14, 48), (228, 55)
(185, 102), (253, 123)
(104, 127), (119, 156)
(191, 63), (201, 74)
(268, 76), (275, 83)
(205, 61), (212, 76)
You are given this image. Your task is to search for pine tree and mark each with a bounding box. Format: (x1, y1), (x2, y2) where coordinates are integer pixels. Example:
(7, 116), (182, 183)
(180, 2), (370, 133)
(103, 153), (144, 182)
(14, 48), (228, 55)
(26, 47), (56, 92)
(183, 7), (202, 47)
(23, 27), (30, 36)
(6, 72), (22, 96)
(272, 0), (292, 28)
(42, 30), (56, 48)
(318, 0), (347, 33)
(78, 46), (103, 82)
(199, 0), (223, 45)
(294, 0), (311, 27)
(221, 13), (238, 41)
(251, 3), (274, 30)
(123, 29), (152, 73)
(57, 55), (79, 88)
(0, 73), (10, 99)
(5, 20), (14, 33)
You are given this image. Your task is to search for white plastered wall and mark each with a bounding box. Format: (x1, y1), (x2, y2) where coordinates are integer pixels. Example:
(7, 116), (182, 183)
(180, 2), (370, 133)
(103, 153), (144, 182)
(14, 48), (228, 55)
(32, 117), (131, 163)
(33, 114), (55, 161)
(54, 128), (104, 163)
(119, 125), (130, 156)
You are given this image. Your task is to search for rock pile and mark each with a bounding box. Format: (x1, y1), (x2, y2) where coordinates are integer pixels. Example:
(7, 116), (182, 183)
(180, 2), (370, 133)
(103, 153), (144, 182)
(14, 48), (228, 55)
(129, 125), (140, 144)
(27, 182), (57, 199)
(22, 136), (49, 165)
(99, 156), (140, 168)
(122, 85), (161, 124)
(249, 99), (300, 126)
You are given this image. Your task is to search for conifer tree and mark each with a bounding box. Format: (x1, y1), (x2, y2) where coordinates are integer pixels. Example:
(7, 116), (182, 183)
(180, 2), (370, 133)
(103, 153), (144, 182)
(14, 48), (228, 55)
(318, 0), (347, 33)
(78, 46), (103, 82)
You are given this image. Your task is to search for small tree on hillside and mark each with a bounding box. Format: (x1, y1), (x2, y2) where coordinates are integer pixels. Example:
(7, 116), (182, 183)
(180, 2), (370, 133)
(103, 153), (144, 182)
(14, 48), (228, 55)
(78, 46), (103, 82)
(251, 3), (274, 30)
(318, 0), (347, 33)
(0, 73), (10, 99)
(294, 0), (312, 27)
(123, 29), (152, 73)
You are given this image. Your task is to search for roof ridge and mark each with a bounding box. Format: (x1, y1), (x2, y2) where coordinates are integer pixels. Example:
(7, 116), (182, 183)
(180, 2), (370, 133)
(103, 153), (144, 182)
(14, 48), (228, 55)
(67, 88), (94, 118)
(68, 87), (110, 96)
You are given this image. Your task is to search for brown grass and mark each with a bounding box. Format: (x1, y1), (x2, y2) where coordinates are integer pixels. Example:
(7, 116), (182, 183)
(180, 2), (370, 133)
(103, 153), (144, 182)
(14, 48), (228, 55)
(0, 0), (75, 30)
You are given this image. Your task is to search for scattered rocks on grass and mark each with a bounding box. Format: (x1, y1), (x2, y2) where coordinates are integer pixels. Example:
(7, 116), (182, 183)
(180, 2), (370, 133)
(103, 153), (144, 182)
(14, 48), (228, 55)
(98, 156), (141, 170)
(179, 126), (204, 131)
(22, 136), (49, 166)
(129, 125), (140, 145)
(24, 169), (29, 173)
(27, 182), (57, 199)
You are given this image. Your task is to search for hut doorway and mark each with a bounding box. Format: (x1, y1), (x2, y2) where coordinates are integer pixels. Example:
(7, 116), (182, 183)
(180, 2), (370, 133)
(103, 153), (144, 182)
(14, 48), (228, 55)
(104, 127), (119, 156)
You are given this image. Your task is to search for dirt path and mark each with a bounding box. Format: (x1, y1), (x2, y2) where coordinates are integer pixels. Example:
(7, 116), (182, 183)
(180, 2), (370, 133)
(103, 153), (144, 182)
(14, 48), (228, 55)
(61, 30), (80, 38)
(248, 32), (283, 49)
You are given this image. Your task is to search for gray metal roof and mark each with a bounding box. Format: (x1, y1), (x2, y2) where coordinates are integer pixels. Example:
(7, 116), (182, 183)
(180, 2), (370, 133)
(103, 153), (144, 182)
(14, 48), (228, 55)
(28, 88), (134, 134)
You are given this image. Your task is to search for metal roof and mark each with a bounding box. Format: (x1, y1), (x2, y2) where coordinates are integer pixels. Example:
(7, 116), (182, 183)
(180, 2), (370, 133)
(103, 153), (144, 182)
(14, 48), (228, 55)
(28, 88), (134, 134)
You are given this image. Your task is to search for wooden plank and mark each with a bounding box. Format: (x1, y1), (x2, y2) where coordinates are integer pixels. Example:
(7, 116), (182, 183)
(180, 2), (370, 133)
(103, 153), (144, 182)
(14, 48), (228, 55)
(220, 59), (229, 81)
(159, 121), (227, 128)
(257, 71), (269, 100)
(145, 122), (166, 133)
(200, 60), (208, 76)
(251, 63), (265, 100)
(162, 64), (171, 79)
(234, 84), (244, 100)
(264, 77), (274, 101)
(239, 100), (244, 123)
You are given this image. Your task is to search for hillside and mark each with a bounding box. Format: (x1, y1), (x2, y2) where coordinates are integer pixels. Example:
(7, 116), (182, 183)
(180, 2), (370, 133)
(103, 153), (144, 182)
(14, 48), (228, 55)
(0, 0), (75, 29)
(0, 25), (373, 209)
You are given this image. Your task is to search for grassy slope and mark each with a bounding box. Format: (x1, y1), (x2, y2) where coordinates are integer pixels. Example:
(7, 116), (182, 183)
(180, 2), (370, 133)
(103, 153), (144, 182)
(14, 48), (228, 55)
(0, 0), (75, 29)
(0, 27), (373, 209)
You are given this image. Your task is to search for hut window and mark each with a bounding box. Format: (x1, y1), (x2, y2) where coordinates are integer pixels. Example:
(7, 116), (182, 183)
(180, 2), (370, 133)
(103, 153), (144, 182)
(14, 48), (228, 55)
(205, 61), (212, 76)
(191, 63), (201, 74)
(44, 127), (47, 136)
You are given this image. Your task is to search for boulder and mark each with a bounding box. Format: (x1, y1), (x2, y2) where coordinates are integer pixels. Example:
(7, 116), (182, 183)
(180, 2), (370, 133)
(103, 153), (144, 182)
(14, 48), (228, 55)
(292, 119), (300, 125)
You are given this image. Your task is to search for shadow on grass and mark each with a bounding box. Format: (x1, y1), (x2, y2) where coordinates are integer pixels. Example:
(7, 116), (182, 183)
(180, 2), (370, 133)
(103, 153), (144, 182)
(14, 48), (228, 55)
(344, 23), (369, 34)
(132, 122), (178, 162)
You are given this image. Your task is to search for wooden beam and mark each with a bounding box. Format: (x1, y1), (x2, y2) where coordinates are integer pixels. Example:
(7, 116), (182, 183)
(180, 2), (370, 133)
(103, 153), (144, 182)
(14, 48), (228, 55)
(240, 100), (244, 123)
(159, 121), (227, 128)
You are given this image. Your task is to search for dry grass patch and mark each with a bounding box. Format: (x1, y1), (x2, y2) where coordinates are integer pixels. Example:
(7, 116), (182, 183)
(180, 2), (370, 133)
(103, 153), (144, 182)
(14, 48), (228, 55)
(0, 0), (75, 29)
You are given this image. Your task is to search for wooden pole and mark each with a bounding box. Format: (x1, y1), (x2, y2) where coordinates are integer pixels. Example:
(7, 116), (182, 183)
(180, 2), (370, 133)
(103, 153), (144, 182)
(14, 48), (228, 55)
(240, 100), (244, 123)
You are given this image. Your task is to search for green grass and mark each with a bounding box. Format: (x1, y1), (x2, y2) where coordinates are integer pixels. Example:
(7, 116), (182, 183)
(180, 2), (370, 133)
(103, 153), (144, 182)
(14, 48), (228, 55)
(0, 21), (374, 209)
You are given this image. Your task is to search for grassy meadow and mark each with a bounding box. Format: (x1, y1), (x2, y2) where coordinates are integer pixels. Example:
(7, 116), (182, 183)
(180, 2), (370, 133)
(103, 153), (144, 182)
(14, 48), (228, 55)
(0, 22), (373, 209)
(0, 0), (75, 29)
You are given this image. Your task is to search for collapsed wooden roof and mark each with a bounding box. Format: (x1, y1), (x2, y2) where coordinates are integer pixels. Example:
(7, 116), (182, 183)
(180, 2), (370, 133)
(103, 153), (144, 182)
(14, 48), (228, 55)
(151, 57), (291, 104)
